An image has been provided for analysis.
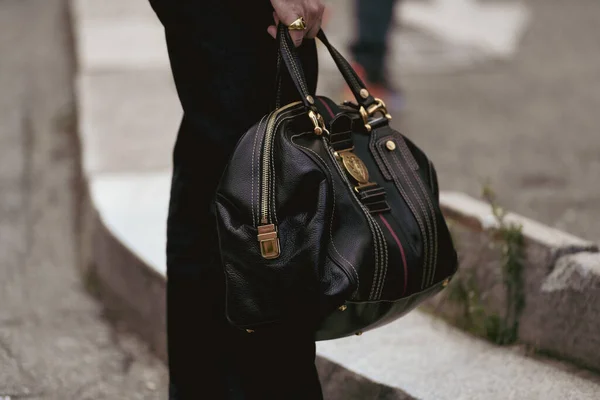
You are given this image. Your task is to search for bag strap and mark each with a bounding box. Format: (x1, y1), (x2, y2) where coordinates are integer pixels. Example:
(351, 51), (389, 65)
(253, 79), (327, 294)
(276, 23), (317, 109)
(275, 25), (391, 132)
(315, 30), (377, 109)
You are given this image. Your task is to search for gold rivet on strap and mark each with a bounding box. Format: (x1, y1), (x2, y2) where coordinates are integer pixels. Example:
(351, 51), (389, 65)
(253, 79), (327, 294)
(246, 329), (255, 334)
(338, 305), (347, 311)
(442, 278), (451, 287)
(306, 95), (315, 105)
(386, 140), (396, 151)
(360, 89), (369, 99)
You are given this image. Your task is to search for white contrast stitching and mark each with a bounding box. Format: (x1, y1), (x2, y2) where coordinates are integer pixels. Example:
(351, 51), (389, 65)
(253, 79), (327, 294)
(326, 142), (386, 300)
(291, 133), (361, 290)
(267, 110), (306, 225)
(326, 143), (384, 299)
(252, 115), (268, 226)
(378, 144), (430, 289)
(281, 37), (309, 96)
(325, 141), (387, 300)
(411, 160), (439, 286)
(390, 150), (434, 288)
(393, 140), (438, 286)
(376, 225), (389, 300)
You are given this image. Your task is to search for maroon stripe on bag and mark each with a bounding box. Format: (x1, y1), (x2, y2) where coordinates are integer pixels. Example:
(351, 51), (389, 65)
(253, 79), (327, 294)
(318, 96), (408, 295)
(379, 215), (408, 296)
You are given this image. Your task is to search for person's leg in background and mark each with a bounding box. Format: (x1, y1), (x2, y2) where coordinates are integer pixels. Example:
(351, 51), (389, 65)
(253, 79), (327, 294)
(148, 0), (323, 399)
(349, 0), (404, 111)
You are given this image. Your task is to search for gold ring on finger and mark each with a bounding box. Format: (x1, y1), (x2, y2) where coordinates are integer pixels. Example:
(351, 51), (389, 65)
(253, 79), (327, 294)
(288, 17), (307, 31)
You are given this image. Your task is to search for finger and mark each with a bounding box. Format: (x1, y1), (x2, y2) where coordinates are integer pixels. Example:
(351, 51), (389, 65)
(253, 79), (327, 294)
(267, 25), (277, 39)
(274, 12), (306, 47)
(289, 30), (305, 47)
(276, 8), (304, 26)
(302, 3), (324, 40)
(322, 7), (331, 28)
(306, 17), (321, 39)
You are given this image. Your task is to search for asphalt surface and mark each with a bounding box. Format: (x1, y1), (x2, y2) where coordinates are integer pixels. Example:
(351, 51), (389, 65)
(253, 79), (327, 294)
(0, 1), (168, 398)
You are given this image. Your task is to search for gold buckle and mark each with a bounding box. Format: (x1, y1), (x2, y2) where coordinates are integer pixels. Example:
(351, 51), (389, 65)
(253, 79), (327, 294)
(308, 110), (329, 136)
(359, 98), (392, 132)
(258, 224), (280, 259)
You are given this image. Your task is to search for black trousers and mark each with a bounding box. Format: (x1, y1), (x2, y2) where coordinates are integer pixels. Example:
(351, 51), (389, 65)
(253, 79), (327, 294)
(351, 0), (397, 83)
(148, 0), (323, 399)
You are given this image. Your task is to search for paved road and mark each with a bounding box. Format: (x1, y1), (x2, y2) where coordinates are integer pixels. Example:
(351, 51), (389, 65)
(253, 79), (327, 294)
(0, 1), (167, 398)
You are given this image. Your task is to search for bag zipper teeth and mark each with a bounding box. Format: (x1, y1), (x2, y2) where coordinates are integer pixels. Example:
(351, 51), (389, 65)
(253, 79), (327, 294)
(258, 102), (302, 259)
(260, 102), (300, 225)
(252, 115), (269, 227)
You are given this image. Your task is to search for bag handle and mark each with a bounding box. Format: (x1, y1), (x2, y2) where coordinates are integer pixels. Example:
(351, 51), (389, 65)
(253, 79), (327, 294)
(275, 24), (391, 132)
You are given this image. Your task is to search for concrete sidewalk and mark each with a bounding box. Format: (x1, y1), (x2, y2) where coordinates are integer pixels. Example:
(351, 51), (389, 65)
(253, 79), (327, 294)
(317, 312), (600, 400)
(0, 1), (167, 398)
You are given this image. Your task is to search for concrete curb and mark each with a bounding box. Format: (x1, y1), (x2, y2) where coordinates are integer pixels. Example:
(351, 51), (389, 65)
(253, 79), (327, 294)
(433, 192), (600, 370)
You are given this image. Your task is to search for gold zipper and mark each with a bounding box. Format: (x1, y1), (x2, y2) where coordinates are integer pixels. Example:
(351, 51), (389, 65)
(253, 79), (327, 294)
(258, 101), (302, 259)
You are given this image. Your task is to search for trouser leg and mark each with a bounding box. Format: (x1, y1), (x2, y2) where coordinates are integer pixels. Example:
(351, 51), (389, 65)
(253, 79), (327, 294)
(351, 0), (397, 83)
(148, 1), (322, 398)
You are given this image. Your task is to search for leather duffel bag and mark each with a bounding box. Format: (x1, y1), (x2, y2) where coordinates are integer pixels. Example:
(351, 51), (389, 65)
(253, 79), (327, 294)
(215, 25), (458, 340)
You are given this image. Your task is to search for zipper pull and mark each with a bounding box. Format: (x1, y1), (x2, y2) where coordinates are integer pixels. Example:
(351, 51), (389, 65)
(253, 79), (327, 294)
(258, 224), (281, 259)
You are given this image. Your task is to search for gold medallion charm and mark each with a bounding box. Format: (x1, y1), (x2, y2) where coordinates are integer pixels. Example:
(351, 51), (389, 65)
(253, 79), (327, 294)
(340, 152), (370, 184)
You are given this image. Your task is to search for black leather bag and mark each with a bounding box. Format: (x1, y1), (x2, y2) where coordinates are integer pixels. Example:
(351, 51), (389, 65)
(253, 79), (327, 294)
(215, 25), (458, 340)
